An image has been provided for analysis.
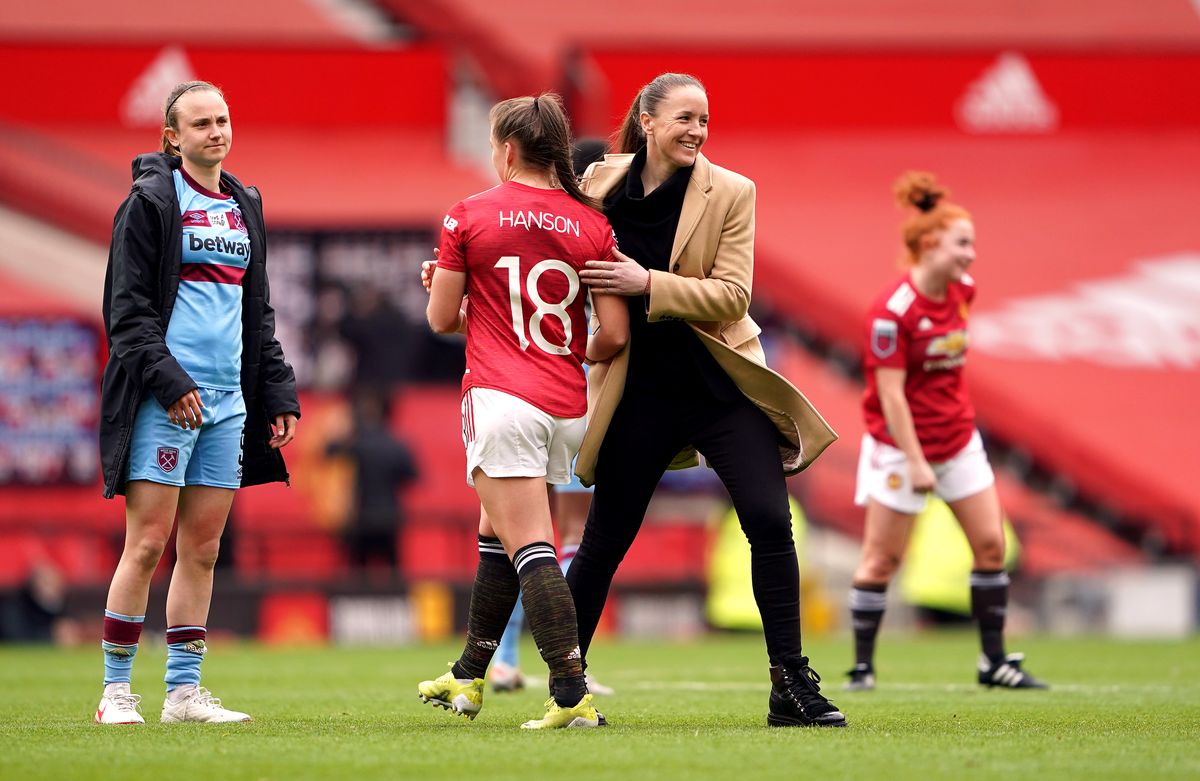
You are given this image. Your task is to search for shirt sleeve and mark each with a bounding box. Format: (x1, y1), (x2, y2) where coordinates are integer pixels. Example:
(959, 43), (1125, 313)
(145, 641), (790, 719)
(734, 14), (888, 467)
(863, 308), (909, 370)
(596, 217), (616, 262)
(437, 201), (468, 272)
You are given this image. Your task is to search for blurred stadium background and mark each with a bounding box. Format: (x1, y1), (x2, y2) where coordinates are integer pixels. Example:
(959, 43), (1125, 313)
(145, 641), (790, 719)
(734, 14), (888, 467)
(1, 0), (1198, 651)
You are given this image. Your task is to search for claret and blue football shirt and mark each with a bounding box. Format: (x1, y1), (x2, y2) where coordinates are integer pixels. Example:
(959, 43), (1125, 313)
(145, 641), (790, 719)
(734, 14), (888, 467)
(165, 168), (250, 390)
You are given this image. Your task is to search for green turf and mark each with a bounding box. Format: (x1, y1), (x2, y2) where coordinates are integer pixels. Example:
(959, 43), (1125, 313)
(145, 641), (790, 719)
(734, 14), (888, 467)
(1, 633), (1197, 780)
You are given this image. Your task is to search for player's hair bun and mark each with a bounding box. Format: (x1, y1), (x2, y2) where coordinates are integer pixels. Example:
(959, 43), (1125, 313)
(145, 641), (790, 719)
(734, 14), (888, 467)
(894, 171), (948, 213)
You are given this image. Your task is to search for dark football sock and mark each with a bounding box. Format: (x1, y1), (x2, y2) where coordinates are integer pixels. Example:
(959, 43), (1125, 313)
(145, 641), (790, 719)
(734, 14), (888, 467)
(452, 536), (520, 681)
(848, 583), (887, 668)
(970, 569), (1010, 663)
(514, 541), (587, 707)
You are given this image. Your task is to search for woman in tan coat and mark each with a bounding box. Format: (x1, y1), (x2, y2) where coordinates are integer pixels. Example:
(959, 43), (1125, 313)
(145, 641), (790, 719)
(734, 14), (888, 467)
(569, 72), (845, 728)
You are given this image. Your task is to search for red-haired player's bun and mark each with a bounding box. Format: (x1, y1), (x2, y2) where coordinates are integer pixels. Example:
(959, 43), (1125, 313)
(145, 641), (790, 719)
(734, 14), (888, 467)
(892, 171), (970, 266)
(894, 171), (948, 213)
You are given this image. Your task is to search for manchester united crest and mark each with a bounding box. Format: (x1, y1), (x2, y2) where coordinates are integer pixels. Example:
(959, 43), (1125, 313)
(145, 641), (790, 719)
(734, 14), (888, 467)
(157, 446), (179, 473)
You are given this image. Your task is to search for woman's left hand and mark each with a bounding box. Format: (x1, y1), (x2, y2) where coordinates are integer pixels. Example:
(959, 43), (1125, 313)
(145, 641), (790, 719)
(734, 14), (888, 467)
(269, 413), (298, 449)
(580, 248), (650, 296)
(420, 249), (439, 293)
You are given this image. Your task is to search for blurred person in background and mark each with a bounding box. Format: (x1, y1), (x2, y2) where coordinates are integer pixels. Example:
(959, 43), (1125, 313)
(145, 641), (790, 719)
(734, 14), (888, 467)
(338, 283), (413, 396)
(326, 390), (418, 579)
(0, 561), (73, 644)
(96, 81), (300, 724)
(417, 94), (628, 730)
(489, 137), (615, 697)
(567, 73), (846, 728)
(846, 172), (1047, 692)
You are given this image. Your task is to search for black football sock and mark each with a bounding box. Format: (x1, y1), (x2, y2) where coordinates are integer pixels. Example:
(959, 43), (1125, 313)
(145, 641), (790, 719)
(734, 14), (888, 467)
(848, 582), (888, 668)
(452, 536), (520, 680)
(514, 541), (587, 707)
(970, 569), (1010, 664)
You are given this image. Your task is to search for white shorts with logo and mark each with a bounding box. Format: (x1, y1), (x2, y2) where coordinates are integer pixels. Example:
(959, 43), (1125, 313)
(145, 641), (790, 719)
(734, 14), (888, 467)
(854, 429), (995, 515)
(461, 387), (586, 487)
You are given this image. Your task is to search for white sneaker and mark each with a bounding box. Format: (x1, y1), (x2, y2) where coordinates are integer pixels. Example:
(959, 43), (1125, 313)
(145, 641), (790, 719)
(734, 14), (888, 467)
(160, 686), (252, 723)
(585, 673), (615, 697)
(95, 691), (145, 724)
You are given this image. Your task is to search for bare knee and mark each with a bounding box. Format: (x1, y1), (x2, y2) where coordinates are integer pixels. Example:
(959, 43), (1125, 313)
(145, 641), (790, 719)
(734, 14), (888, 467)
(125, 534), (170, 573)
(177, 538), (222, 571)
(855, 553), (901, 584)
(971, 536), (1005, 570)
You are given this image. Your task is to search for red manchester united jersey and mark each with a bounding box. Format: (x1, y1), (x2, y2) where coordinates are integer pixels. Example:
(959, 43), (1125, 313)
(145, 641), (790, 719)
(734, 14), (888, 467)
(437, 181), (615, 418)
(862, 273), (977, 462)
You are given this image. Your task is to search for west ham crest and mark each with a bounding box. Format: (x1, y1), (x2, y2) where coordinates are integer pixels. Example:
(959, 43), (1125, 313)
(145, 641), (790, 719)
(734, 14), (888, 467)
(157, 446), (180, 473)
(228, 210), (246, 232)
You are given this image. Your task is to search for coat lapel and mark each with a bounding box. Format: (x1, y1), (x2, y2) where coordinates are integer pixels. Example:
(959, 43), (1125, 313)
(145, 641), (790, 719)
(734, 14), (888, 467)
(669, 154), (713, 270)
(582, 154), (633, 201)
(584, 152), (714, 274)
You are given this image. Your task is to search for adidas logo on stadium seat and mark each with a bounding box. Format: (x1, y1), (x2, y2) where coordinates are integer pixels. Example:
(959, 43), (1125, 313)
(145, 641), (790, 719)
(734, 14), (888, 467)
(121, 45), (198, 128)
(956, 52), (1059, 133)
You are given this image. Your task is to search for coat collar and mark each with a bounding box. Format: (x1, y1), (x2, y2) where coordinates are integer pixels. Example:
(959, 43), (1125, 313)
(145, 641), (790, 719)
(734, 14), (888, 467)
(585, 152), (713, 267)
(671, 154), (712, 267)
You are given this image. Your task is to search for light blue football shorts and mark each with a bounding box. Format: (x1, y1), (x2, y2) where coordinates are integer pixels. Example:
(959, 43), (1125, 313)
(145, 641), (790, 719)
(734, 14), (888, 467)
(126, 387), (246, 489)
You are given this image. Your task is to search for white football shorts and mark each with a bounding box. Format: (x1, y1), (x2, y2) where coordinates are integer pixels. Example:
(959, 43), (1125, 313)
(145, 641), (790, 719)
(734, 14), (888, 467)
(854, 429), (995, 515)
(461, 387), (585, 487)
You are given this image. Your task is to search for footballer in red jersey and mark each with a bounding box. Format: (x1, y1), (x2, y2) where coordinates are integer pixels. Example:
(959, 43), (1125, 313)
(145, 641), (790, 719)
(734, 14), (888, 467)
(437, 179), (615, 419)
(861, 272), (976, 463)
(420, 94), (628, 730)
(845, 172), (1047, 693)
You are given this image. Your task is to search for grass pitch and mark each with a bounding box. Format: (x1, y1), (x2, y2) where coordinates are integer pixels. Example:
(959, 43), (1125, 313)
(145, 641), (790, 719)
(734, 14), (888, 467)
(1, 633), (1197, 781)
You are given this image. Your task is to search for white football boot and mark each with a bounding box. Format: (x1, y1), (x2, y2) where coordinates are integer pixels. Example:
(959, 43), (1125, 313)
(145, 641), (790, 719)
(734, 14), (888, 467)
(95, 686), (145, 725)
(160, 686), (252, 723)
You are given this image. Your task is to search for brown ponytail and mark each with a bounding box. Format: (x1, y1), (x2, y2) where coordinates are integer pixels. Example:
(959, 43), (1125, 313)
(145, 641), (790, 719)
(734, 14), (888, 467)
(490, 93), (598, 210)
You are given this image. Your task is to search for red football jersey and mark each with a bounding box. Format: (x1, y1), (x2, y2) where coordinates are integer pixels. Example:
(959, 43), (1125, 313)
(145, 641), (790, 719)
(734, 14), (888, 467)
(437, 181), (615, 418)
(861, 273), (977, 462)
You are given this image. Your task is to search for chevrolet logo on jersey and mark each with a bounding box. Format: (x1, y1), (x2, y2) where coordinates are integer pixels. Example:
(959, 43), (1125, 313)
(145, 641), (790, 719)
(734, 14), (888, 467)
(927, 329), (968, 357)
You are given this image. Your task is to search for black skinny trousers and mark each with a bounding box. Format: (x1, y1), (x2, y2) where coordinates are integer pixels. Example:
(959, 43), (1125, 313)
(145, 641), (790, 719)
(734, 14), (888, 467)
(566, 389), (803, 667)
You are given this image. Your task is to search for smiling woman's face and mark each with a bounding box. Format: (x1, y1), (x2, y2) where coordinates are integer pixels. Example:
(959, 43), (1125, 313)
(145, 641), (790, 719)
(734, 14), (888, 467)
(921, 217), (977, 281)
(642, 84), (708, 173)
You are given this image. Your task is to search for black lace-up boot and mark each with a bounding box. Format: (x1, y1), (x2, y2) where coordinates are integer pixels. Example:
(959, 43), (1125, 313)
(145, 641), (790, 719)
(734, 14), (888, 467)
(768, 657), (848, 727)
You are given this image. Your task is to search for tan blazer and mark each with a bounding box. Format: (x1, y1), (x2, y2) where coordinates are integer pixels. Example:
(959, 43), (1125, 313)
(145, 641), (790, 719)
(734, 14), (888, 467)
(574, 152), (837, 485)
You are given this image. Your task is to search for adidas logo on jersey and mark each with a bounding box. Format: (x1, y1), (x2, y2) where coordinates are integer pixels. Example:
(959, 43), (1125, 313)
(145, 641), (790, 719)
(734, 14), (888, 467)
(956, 52), (1059, 133)
(918, 317), (933, 331)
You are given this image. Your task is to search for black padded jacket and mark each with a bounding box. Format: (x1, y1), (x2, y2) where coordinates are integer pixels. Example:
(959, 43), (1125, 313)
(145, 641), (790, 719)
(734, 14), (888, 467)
(99, 153), (300, 498)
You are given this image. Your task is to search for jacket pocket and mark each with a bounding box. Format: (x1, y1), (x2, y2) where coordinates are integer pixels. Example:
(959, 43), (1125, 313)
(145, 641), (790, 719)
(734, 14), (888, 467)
(719, 316), (762, 348)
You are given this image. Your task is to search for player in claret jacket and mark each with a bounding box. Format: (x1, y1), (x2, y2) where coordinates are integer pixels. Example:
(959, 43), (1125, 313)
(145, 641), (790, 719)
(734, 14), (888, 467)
(846, 171), (1047, 692)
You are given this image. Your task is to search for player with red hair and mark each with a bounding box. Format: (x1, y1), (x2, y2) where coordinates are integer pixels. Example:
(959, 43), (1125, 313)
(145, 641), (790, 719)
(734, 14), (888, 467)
(846, 172), (1048, 692)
